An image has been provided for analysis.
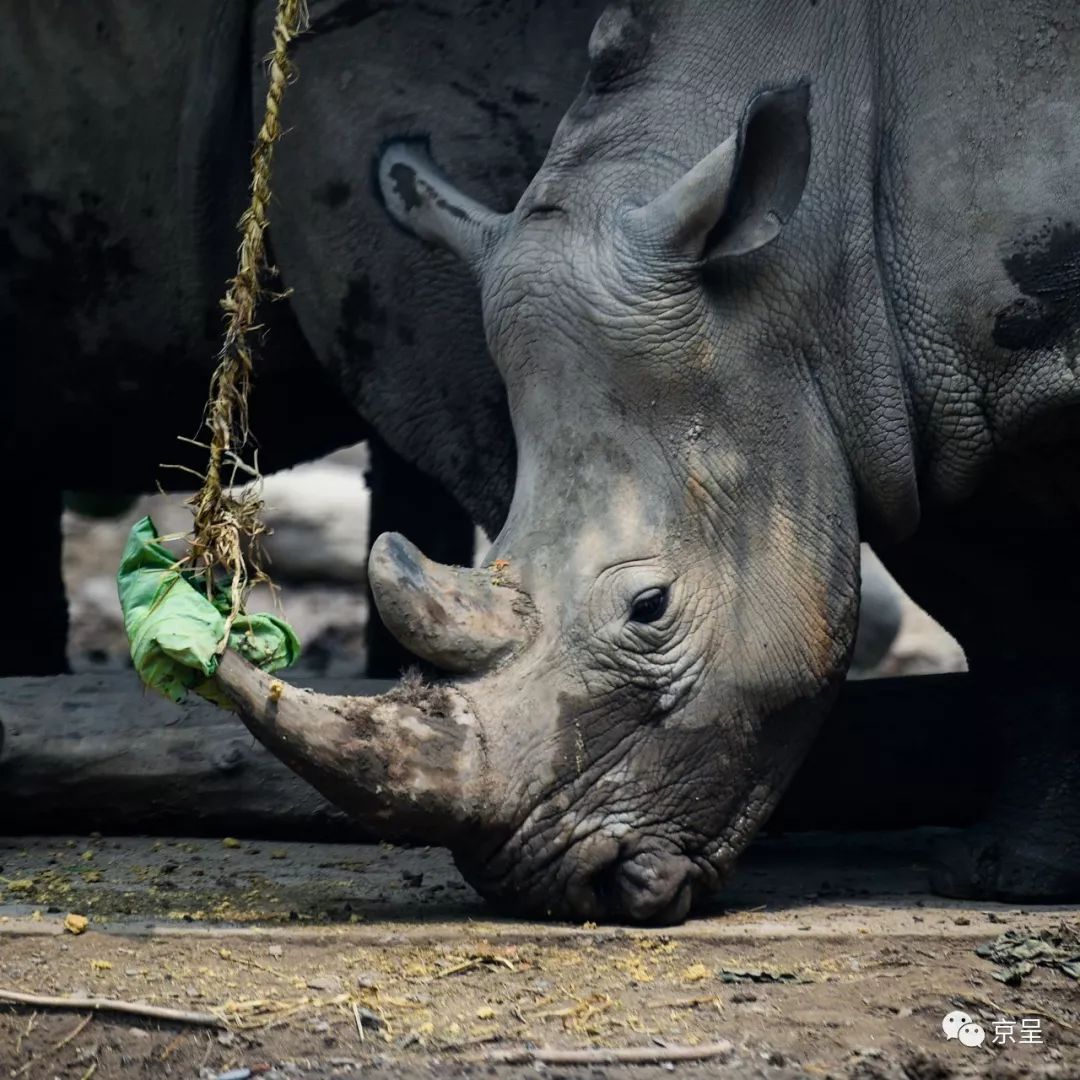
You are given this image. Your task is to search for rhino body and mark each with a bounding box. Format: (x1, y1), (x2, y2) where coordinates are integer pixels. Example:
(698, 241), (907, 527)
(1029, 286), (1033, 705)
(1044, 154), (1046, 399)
(288, 0), (1076, 921)
(8, 0), (1067, 918)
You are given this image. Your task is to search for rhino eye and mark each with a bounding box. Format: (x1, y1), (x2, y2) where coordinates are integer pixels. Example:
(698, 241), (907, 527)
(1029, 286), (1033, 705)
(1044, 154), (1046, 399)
(629, 587), (669, 624)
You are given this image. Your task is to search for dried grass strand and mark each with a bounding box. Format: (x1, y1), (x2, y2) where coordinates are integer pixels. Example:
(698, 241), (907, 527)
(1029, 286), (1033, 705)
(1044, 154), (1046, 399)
(182, 0), (309, 643)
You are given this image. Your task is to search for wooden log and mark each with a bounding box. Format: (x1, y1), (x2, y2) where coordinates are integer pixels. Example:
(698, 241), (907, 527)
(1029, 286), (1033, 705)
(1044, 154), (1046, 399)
(0, 672), (390, 839)
(0, 671), (997, 838)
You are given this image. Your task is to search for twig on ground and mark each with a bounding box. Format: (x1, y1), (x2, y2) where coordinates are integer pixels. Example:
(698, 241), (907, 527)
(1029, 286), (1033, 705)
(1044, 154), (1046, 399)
(353, 1002), (365, 1043)
(217, 948), (291, 982)
(432, 954), (517, 980)
(0, 989), (223, 1027)
(656, 995), (724, 1011)
(156, 1033), (187, 1061)
(198, 1032), (215, 1070)
(48, 1013), (93, 1054)
(15, 1010), (36, 1055)
(218, 992), (349, 1031)
(486, 1040), (735, 1066)
(13, 1013), (93, 1078)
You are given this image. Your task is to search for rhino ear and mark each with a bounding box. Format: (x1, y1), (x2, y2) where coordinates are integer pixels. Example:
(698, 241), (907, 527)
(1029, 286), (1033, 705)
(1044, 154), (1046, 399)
(376, 140), (507, 273)
(629, 83), (811, 261)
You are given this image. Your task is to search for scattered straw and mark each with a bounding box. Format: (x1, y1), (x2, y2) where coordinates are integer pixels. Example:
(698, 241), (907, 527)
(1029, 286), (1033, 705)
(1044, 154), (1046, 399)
(217, 991), (353, 1032)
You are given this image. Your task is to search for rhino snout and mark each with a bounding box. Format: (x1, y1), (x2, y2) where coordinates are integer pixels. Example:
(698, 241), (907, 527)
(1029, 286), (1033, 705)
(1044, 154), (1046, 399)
(461, 830), (707, 926)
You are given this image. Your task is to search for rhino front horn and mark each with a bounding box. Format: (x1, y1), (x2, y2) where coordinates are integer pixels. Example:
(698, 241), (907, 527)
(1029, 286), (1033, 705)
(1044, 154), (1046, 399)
(368, 532), (531, 674)
(212, 650), (486, 843)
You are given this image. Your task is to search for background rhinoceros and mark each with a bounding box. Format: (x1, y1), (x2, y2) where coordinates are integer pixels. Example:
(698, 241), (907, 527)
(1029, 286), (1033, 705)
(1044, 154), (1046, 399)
(0, 0), (606, 676)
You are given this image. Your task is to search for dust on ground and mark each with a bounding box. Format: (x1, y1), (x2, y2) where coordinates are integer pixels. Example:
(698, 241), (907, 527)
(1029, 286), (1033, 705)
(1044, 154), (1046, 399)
(2, 832), (1077, 1079)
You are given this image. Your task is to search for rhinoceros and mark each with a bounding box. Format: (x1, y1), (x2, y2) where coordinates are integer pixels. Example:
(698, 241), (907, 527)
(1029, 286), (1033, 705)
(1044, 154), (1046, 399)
(211, 0), (1080, 921)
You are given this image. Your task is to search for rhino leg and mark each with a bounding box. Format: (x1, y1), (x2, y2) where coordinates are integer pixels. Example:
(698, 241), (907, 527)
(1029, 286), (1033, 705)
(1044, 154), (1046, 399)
(891, 525), (1079, 901)
(883, 522), (1080, 902)
(929, 668), (1080, 902)
(0, 482), (69, 677)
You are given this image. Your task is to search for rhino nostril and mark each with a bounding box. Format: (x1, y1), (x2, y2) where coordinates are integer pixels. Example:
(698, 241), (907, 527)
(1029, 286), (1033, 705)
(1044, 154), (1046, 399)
(615, 851), (696, 925)
(509, 837), (697, 925)
(562, 844), (697, 925)
(653, 877), (695, 925)
(589, 858), (623, 918)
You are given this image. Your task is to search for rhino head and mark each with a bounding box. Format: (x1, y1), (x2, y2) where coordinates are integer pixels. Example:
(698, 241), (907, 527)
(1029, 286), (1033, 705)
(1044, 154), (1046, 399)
(220, 84), (870, 924)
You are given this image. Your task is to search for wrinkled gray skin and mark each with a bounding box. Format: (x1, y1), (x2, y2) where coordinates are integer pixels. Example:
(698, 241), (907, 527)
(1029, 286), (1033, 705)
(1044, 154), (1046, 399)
(311, 0), (1079, 921)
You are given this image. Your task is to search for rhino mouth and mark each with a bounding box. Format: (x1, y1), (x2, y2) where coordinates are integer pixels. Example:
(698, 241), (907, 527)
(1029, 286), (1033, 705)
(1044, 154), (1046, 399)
(455, 825), (718, 925)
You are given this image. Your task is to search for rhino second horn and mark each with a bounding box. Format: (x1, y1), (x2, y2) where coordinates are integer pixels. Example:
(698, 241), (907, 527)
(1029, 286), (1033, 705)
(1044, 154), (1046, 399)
(368, 532), (530, 674)
(213, 650), (486, 843)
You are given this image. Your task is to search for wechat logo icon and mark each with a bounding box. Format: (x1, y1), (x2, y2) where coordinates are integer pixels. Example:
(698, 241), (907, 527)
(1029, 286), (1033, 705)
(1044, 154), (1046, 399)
(943, 1010), (985, 1047)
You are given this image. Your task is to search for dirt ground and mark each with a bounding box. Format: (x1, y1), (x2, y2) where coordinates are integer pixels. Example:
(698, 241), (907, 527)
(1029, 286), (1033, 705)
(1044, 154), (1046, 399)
(2, 831), (1078, 1079)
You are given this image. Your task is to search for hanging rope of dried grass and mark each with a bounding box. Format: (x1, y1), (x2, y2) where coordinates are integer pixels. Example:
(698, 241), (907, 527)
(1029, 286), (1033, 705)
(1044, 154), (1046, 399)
(183, 0), (309, 641)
